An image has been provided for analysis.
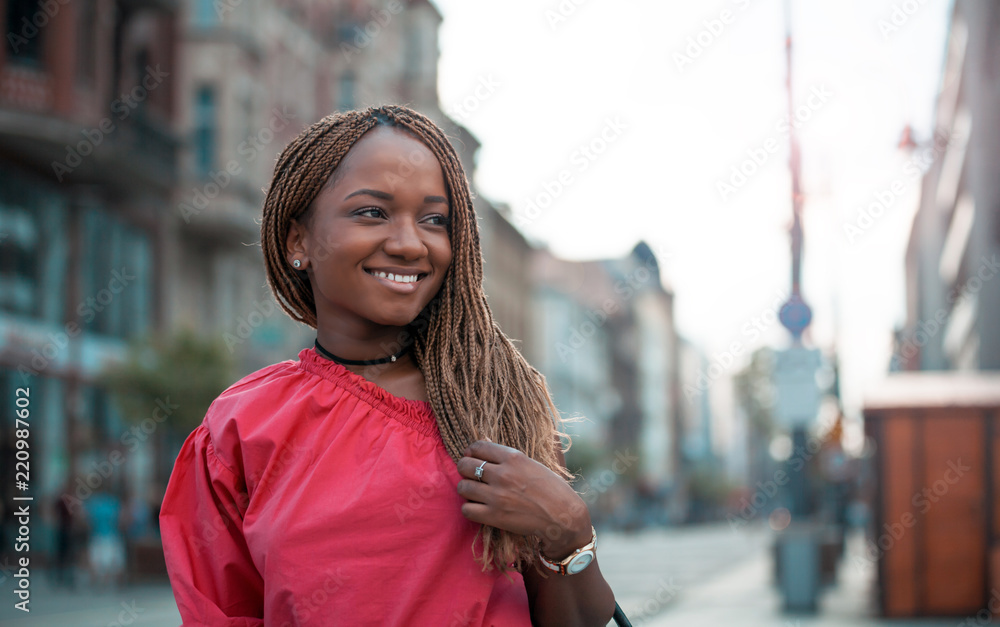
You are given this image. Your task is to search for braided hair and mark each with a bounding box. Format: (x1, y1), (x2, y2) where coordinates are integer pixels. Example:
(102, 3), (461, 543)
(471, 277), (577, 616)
(260, 105), (571, 573)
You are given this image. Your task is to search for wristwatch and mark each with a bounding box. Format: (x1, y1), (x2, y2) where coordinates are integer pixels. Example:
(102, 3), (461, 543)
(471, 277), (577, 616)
(537, 526), (597, 576)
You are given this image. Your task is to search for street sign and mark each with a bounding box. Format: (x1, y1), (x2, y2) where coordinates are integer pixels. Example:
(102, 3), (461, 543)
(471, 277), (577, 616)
(779, 293), (813, 340)
(773, 347), (822, 428)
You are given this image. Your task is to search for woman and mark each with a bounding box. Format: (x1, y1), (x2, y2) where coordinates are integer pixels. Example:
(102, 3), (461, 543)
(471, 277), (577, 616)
(159, 105), (617, 626)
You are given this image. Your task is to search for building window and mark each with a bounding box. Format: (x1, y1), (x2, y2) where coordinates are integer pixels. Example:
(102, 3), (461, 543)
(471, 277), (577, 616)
(79, 204), (152, 339)
(194, 86), (216, 177)
(337, 72), (356, 112)
(77, 0), (96, 82)
(195, 0), (217, 26)
(0, 205), (38, 317)
(405, 27), (421, 76)
(5, 0), (45, 67)
(134, 49), (151, 113)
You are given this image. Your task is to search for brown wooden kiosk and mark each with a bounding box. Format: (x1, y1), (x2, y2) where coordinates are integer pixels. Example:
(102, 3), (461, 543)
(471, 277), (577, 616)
(863, 372), (1000, 618)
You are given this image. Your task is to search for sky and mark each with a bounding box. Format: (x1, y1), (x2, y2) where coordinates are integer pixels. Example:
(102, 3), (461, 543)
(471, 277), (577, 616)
(429, 0), (953, 431)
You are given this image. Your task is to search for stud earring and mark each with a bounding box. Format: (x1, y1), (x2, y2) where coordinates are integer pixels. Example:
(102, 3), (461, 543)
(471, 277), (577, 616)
(293, 259), (302, 269)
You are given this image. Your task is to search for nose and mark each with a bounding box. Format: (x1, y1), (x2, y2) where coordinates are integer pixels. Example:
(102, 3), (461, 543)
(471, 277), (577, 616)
(383, 217), (427, 259)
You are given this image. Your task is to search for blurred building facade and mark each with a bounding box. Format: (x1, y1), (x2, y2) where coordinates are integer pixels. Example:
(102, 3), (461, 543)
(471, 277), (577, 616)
(0, 0), (180, 547)
(900, 0), (1000, 372)
(0, 0), (533, 557)
(173, 0), (449, 372)
(873, 3), (1000, 615)
(677, 337), (731, 521)
(532, 242), (686, 526)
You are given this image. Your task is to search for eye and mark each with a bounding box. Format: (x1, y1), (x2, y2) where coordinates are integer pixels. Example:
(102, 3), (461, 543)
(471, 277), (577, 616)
(424, 214), (451, 227)
(354, 207), (385, 219)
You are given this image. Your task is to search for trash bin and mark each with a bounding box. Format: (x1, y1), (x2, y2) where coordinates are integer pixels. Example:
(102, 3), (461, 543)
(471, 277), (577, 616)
(775, 521), (821, 613)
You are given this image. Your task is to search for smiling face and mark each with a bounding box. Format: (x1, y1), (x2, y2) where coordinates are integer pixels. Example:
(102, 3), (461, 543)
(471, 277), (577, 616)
(285, 126), (453, 337)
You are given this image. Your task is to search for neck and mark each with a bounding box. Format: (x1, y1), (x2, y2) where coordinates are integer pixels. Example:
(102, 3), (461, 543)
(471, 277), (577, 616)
(315, 338), (410, 366)
(315, 325), (415, 366)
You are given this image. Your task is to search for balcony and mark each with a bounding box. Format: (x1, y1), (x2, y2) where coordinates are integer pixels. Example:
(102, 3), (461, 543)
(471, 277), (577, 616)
(0, 104), (178, 191)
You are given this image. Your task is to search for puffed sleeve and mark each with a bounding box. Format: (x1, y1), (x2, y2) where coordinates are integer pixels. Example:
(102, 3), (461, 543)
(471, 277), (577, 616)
(159, 423), (264, 626)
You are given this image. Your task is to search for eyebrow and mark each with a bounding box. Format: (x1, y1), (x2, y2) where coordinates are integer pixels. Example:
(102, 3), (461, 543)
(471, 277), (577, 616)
(344, 188), (448, 204)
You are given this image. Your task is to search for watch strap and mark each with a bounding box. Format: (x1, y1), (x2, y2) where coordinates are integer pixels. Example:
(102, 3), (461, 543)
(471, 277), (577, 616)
(537, 526), (597, 576)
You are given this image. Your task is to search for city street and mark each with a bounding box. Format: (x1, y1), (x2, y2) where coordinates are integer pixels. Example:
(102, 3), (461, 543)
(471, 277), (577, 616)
(599, 522), (773, 621)
(0, 523), (769, 625)
(0, 572), (182, 626)
(1, 522), (966, 626)
(641, 530), (961, 627)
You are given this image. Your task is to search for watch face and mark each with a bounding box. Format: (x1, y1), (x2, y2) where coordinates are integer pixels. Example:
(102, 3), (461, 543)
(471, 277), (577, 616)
(567, 551), (594, 575)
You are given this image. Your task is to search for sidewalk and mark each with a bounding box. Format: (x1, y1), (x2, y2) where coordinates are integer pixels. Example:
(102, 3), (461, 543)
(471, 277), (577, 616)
(642, 533), (960, 627)
(0, 571), (181, 627)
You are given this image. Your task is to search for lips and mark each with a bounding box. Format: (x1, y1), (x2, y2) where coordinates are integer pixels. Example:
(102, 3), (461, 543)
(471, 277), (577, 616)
(364, 268), (428, 294)
(365, 269), (426, 283)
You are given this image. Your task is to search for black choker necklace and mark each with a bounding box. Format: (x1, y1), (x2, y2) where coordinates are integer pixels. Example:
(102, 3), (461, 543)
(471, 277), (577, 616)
(314, 338), (410, 366)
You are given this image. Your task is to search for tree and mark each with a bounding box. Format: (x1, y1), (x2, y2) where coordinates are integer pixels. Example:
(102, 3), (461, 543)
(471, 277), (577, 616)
(100, 328), (233, 482)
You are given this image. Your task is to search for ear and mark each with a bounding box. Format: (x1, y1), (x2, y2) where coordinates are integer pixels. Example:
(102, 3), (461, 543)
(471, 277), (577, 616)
(286, 219), (309, 269)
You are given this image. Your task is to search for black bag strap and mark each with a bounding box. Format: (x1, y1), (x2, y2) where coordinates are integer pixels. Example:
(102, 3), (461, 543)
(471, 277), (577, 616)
(612, 601), (632, 626)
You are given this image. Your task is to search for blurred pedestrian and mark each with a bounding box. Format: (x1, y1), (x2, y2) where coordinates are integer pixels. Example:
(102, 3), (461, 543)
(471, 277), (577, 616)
(52, 488), (77, 588)
(83, 487), (126, 589)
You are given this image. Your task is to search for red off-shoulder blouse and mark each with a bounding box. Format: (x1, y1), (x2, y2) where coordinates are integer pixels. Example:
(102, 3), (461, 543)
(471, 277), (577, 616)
(159, 347), (531, 626)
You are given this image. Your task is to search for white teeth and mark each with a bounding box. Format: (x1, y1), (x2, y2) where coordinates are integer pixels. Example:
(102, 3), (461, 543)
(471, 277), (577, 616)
(369, 271), (419, 283)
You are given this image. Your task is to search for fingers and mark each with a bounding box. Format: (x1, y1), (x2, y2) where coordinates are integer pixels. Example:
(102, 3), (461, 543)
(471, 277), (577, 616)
(457, 456), (495, 483)
(463, 439), (518, 462)
(456, 479), (490, 504)
(460, 501), (491, 524)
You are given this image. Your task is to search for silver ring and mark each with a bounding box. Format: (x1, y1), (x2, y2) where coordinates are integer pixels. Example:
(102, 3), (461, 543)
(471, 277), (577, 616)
(474, 460), (487, 482)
